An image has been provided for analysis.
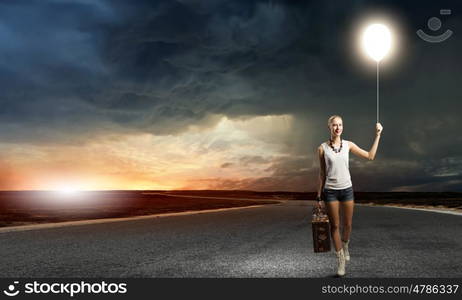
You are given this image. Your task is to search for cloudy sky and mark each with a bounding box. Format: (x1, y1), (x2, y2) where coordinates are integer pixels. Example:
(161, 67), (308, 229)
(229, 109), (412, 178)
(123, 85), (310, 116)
(0, 0), (461, 192)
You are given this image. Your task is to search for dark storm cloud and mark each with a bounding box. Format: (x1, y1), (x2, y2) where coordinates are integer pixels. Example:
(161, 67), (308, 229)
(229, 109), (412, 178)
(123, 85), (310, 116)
(1, 0), (461, 190)
(0, 0), (115, 143)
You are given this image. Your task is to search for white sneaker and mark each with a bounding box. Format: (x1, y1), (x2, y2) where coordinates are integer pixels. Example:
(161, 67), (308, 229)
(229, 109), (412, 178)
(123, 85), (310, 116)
(335, 248), (346, 276)
(342, 240), (350, 262)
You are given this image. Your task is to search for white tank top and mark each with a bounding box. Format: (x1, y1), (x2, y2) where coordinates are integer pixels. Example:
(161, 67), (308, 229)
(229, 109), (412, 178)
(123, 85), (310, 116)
(321, 140), (352, 189)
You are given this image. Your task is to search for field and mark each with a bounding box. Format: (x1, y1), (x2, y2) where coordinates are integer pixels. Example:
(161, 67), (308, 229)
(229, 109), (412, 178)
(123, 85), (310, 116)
(1, 190), (461, 228)
(0, 191), (278, 228)
(163, 190), (462, 210)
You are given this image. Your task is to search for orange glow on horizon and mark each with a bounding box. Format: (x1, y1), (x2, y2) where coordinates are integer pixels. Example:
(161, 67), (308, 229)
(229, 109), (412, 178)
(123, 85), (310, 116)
(0, 114), (296, 191)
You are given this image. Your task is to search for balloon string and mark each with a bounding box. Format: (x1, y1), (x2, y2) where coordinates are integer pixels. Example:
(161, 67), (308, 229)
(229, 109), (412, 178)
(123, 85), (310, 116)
(377, 61), (379, 124)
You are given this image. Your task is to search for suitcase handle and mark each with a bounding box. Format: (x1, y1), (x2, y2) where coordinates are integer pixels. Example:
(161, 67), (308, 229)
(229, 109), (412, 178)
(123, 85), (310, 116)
(312, 205), (329, 222)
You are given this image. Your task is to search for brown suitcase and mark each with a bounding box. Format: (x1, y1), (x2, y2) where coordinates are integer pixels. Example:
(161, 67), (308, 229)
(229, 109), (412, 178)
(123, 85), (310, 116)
(312, 204), (331, 252)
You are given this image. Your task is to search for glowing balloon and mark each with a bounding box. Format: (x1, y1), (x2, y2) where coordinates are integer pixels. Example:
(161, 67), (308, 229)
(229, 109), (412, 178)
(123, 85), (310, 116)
(362, 24), (392, 62)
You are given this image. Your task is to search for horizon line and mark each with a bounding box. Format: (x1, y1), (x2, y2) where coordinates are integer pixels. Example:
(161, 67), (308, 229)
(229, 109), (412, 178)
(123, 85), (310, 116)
(0, 189), (461, 193)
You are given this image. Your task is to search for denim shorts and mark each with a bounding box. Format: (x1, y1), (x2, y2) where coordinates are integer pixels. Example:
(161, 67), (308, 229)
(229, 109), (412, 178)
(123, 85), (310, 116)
(323, 186), (354, 202)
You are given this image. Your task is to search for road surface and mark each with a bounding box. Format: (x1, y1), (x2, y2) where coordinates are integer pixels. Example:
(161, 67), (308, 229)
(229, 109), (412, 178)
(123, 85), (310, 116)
(1, 200), (461, 277)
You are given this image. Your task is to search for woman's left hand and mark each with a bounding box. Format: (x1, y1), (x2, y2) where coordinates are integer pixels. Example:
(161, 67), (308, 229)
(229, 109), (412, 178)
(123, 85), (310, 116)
(376, 123), (383, 136)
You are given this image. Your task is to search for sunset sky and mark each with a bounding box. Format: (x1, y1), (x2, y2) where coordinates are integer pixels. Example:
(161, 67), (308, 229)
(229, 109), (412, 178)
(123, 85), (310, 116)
(1, 0), (461, 192)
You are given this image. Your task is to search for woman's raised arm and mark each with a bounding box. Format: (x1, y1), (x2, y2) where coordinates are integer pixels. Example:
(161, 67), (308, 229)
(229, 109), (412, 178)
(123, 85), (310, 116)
(350, 123), (383, 161)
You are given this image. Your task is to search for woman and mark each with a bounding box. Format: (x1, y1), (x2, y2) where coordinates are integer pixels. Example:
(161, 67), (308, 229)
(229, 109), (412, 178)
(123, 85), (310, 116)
(316, 115), (383, 277)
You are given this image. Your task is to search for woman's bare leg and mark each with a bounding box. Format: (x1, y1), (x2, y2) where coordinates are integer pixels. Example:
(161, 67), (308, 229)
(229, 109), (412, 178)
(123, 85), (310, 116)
(340, 200), (354, 242)
(326, 201), (342, 251)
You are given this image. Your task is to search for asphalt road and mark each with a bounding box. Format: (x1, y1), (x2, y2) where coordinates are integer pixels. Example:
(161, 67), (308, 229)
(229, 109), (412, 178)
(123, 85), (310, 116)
(1, 200), (461, 278)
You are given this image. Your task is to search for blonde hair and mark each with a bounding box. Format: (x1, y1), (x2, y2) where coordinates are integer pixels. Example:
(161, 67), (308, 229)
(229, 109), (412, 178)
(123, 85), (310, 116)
(327, 115), (342, 128)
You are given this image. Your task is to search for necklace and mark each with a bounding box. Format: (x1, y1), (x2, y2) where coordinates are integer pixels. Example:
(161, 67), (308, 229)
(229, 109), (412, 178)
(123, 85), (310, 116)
(329, 138), (343, 153)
